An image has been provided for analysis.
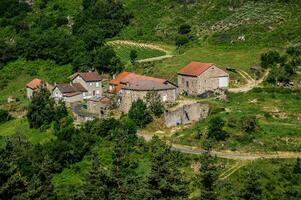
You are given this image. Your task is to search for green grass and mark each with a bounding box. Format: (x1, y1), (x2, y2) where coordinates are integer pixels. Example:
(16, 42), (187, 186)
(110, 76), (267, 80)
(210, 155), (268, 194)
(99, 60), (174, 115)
(0, 118), (55, 144)
(169, 88), (301, 151)
(0, 59), (73, 105)
(133, 44), (271, 82)
(121, 0), (301, 46)
(218, 158), (301, 199)
(110, 43), (166, 65)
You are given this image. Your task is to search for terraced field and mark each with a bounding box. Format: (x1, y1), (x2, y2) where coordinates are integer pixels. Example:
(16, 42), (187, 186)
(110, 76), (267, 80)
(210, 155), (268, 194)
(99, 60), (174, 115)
(108, 41), (167, 64)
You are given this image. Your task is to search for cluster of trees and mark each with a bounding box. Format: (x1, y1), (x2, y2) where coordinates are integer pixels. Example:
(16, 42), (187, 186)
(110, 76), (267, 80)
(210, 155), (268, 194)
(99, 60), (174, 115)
(0, 0), (131, 75)
(128, 91), (165, 128)
(175, 23), (193, 48)
(261, 46), (301, 84)
(27, 86), (68, 129)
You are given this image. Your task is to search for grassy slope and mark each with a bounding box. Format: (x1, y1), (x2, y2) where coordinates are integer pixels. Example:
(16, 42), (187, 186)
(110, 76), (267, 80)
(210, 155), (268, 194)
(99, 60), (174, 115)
(110, 43), (166, 65)
(0, 119), (55, 145)
(121, 0), (301, 46)
(0, 59), (73, 105)
(169, 88), (301, 151)
(218, 158), (300, 199)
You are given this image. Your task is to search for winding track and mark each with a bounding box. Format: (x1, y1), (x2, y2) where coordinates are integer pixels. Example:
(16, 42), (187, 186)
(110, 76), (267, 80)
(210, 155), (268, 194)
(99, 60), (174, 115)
(107, 40), (174, 62)
(228, 69), (270, 93)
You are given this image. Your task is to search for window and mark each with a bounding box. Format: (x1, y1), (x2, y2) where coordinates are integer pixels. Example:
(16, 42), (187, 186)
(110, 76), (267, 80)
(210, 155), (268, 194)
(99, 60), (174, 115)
(182, 78), (185, 84)
(96, 90), (99, 94)
(96, 82), (99, 87)
(186, 81), (189, 87)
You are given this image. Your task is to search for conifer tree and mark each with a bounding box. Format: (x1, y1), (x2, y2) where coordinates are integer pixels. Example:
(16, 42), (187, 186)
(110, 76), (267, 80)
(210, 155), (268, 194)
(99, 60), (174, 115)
(198, 142), (218, 200)
(147, 136), (188, 199)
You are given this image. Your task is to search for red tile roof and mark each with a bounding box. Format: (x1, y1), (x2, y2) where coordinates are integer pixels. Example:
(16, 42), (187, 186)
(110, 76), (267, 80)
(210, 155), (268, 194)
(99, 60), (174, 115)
(73, 71), (102, 82)
(110, 71), (132, 85)
(26, 79), (43, 90)
(178, 62), (214, 77)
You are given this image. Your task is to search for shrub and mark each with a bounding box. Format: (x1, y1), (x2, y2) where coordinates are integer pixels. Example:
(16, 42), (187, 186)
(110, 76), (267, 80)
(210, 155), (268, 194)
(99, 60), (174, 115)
(0, 109), (11, 123)
(128, 99), (153, 128)
(178, 24), (191, 35)
(145, 91), (165, 117)
(240, 115), (258, 133)
(207, 116), (229, 141)
(175, 35), (189, 47)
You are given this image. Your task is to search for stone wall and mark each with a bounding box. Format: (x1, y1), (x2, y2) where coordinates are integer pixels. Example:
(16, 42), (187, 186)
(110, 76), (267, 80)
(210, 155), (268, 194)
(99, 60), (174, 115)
(178, 65), (229, 96)
(119, 88), (178, 113)
(164, 103), (209, 127)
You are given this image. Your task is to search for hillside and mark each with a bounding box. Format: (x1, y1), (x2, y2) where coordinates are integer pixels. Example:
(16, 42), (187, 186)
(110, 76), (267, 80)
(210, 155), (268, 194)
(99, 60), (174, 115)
(120, 0), (301, 46)
(0, 0), (301, 199)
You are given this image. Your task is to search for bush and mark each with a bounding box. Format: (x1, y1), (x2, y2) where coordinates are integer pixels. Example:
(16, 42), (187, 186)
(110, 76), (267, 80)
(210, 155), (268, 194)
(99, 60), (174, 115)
(0, 109), (11, 123)
(208, 116), (229, 141)
(240, 116), (258, 133)
(178, 24), (191, 35)
(128, 99), (153, 128)
(175, 35), (190, 47)
(145, 91), (165, 117)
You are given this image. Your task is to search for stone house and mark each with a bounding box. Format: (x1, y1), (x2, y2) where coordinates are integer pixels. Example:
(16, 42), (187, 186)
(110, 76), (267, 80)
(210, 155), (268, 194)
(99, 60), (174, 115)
(26, 78), (44, 99)
(71, 71), (103, 99)
(26, 78), (54, 99)
(87, 96), (111, 117)
(164, 102), (209, 127)
(52, 83), (87, 105)
(109, 72), (178, 113)
(177, 62), (229, 96)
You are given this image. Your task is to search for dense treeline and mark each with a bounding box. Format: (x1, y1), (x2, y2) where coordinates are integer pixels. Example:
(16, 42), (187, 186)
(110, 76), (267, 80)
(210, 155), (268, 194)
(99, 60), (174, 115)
(0, 0), (130, 74)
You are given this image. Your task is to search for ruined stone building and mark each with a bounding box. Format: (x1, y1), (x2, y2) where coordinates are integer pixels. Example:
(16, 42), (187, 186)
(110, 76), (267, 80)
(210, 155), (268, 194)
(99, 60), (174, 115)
(178, 62), (229, 96)
(164, 102), (209, 127)
(109, 72), (178, 113)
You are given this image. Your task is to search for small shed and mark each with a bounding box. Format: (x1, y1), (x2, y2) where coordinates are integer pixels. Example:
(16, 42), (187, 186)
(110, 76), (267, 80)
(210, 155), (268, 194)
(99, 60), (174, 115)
(87, 96), (111, 117)
(26, 79), (43, 99)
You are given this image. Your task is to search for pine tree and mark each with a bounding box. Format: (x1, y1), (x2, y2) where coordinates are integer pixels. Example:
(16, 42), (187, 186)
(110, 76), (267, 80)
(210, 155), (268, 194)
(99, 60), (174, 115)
(293, 158), (301, 174)
(147, 136), (188, 199)
(240, 169), (263, 200)
(198, 142), (218, 200)
(128, 99), (153, 128)
(83, 154), (111, 200)
(27, 86), (56, 129)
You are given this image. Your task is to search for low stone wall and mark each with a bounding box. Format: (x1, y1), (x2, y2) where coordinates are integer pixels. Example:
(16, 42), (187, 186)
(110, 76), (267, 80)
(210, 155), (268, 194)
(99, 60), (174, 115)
(164, 103), (209, 127)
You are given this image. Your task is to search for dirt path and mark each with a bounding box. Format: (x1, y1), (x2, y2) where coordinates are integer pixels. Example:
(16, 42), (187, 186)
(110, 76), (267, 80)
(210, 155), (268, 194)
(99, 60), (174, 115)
(138, 132), (301, 160)
(108, 40), (174, 62)
(229, 69), (269, 93)
(137, 55), (174, 63)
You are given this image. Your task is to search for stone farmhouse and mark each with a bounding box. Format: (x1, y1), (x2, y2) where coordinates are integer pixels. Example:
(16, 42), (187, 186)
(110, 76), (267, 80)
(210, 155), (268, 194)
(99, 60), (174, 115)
(52, 71), (102, 104)
(70, 71), (103, 99)
(26, 78), (44, 99)
(26, 78), (53, 99)
(52, 83), (87, 104)
(177, 62), (229, 96)
(109, 72), (178, 113)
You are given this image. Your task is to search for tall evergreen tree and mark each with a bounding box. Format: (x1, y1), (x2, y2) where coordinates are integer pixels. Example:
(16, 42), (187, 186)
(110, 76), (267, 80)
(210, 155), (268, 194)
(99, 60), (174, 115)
(147, 136), (188, 199)
(83, 154), (111, 199)
(198, 142), (218, 200)
(27, 86), (56, 129)
(240, 169), (263, 200)
(128, 99), (153, 128)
